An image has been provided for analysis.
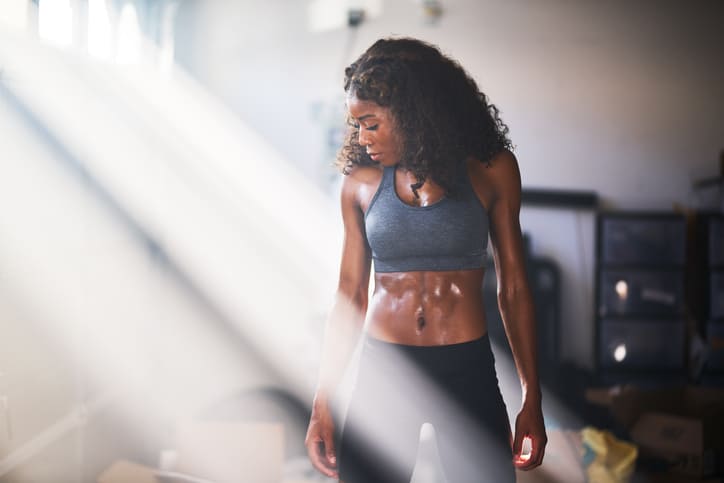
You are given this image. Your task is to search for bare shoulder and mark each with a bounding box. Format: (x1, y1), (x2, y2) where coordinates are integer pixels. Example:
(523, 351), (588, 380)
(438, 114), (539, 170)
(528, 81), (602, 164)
(467, 149), (521, 207)
(345, 165), (383, 184)
(341, 165), (384, 211)
(468, 149), (520, 185)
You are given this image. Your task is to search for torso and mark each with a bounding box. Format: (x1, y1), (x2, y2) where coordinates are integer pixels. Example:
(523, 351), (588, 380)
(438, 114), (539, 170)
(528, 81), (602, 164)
(354, 159), (491, 346)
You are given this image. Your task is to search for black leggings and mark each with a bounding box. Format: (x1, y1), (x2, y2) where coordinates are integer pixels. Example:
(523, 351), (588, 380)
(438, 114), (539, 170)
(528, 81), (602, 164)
(335, 333), (515, 483)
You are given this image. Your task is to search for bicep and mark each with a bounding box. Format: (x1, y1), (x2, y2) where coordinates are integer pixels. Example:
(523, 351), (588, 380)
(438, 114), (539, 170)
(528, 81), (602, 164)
(337, 175), (372, 308)
(485, 152), (528, 293)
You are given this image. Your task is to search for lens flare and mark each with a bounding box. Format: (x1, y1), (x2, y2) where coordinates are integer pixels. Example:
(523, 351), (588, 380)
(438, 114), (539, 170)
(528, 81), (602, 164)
(615, 280), (628, 299)
(613, 343), (627, 362)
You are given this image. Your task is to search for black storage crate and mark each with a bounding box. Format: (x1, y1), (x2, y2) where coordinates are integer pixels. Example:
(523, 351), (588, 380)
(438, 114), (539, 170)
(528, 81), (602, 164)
(599, 216), (686, 266)
(595, 212), (687, 380)
(598, 319), (685, 369)
(710, 217), (724, 267)
(598, 268), (685, 317)
(692, 214), (724, 326)
(711, 271), (724, 319)
(705, 321), (724, 372)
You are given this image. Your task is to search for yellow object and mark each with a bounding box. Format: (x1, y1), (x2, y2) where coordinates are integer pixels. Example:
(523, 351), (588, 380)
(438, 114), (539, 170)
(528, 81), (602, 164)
(581, 426), (638, 483)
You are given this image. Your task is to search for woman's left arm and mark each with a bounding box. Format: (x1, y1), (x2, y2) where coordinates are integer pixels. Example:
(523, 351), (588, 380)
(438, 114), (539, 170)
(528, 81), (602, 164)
(470, 150), (547, 470)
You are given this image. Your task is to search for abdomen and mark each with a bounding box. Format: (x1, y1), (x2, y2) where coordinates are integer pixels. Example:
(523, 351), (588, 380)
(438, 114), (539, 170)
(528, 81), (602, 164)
(365, 268), (488, 345)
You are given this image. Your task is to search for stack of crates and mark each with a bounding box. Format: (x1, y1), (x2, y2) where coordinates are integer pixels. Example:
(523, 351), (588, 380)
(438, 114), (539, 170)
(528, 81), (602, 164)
(702, 215), (724, 374)
(595, 213), (687, 382)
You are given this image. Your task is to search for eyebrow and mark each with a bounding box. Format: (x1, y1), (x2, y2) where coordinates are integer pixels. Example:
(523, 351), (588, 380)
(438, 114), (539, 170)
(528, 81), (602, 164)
(354, 114), (376, 121)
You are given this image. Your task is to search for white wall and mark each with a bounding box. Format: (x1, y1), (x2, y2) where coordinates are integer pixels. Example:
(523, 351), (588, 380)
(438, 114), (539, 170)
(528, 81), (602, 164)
(0, 28), (295, 480)
(0, 88), (273, 481)
(174, 0), (724, 368)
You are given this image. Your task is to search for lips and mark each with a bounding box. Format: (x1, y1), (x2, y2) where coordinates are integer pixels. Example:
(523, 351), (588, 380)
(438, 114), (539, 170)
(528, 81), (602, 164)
(368, 152), (381, 161)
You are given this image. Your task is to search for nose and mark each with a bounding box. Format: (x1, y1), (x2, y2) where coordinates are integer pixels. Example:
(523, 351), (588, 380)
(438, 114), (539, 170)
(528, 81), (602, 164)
(358, 128), (372, 147)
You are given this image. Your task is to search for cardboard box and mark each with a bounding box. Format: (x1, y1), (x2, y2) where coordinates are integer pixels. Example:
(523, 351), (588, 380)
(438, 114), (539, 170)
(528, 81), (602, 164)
(98, 461), (216, 483)
(610, 386), (724, 478)
(97, 421), (285, 483)
(98, 460), (160, 483)
(97, 460), (322, 483)
(174, 421), (284, 483)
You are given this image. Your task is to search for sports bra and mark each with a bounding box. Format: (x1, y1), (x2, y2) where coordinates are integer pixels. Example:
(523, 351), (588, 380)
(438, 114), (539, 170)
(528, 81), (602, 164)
(364, 164), (489, 273)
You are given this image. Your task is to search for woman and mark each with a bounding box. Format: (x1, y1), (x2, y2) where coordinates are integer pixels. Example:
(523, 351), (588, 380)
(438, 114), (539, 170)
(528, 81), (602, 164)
(306, 37), (546, 483)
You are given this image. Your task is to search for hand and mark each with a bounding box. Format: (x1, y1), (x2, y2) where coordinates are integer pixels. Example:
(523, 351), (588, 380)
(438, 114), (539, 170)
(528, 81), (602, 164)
(511, 399), (547, 470)
(305, 400), (339, 478)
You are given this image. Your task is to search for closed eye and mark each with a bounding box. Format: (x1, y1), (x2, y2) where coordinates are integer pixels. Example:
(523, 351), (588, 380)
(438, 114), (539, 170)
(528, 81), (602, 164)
(347, 122), (378, 131)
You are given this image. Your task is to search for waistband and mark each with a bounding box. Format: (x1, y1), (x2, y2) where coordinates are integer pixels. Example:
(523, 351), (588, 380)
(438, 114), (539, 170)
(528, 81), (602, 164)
(362, 333), (494, 372)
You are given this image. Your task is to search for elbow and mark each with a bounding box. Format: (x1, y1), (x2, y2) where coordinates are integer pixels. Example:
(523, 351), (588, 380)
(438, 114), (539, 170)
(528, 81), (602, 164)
(496, 284), (526, 314)
(337, 280), (369, 313)
(350, 290), (368, 313)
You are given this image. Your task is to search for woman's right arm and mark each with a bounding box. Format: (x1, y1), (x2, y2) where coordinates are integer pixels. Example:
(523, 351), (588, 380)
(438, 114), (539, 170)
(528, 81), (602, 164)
(306, 170), (372, 478)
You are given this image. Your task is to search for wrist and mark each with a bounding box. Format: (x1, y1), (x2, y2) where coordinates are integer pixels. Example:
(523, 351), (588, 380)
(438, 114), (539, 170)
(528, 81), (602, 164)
(313, 391), (331, 410)
(522, 386), (542, 406)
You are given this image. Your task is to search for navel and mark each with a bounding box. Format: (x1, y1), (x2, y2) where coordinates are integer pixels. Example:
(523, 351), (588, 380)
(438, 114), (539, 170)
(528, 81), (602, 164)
(415, 306), (426, 334)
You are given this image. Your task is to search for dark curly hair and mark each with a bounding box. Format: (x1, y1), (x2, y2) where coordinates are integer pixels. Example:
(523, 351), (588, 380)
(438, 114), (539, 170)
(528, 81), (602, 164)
(337, 37), (513, 198)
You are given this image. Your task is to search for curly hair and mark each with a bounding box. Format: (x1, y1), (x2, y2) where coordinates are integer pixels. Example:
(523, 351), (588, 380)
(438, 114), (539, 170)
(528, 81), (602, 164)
(337, 37), (513, 198)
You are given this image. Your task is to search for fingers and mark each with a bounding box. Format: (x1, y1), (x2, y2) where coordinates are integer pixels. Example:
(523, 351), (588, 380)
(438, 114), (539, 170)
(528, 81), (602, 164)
(306, 439), (338, 478)
(305, 432), (339, 478)
(305, 408), (339, 479)
(535, 441), (547, 467)
(513, 434), (547, 470)
(325, 429), (337, 468)
(512, 406), (547, 471)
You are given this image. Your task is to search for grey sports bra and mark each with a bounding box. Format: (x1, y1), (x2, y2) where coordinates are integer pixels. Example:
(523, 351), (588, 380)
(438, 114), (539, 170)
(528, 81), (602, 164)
(364, 164), (489, 273)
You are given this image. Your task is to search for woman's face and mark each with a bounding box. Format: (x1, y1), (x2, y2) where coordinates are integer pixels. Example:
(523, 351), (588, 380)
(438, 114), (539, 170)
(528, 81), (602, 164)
(346, 95), (402, 166)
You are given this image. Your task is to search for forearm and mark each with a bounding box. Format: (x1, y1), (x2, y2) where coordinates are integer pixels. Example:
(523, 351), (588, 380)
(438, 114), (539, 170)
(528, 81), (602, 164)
(314, 291), (366, 407)
(498, 285), (541, 404)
